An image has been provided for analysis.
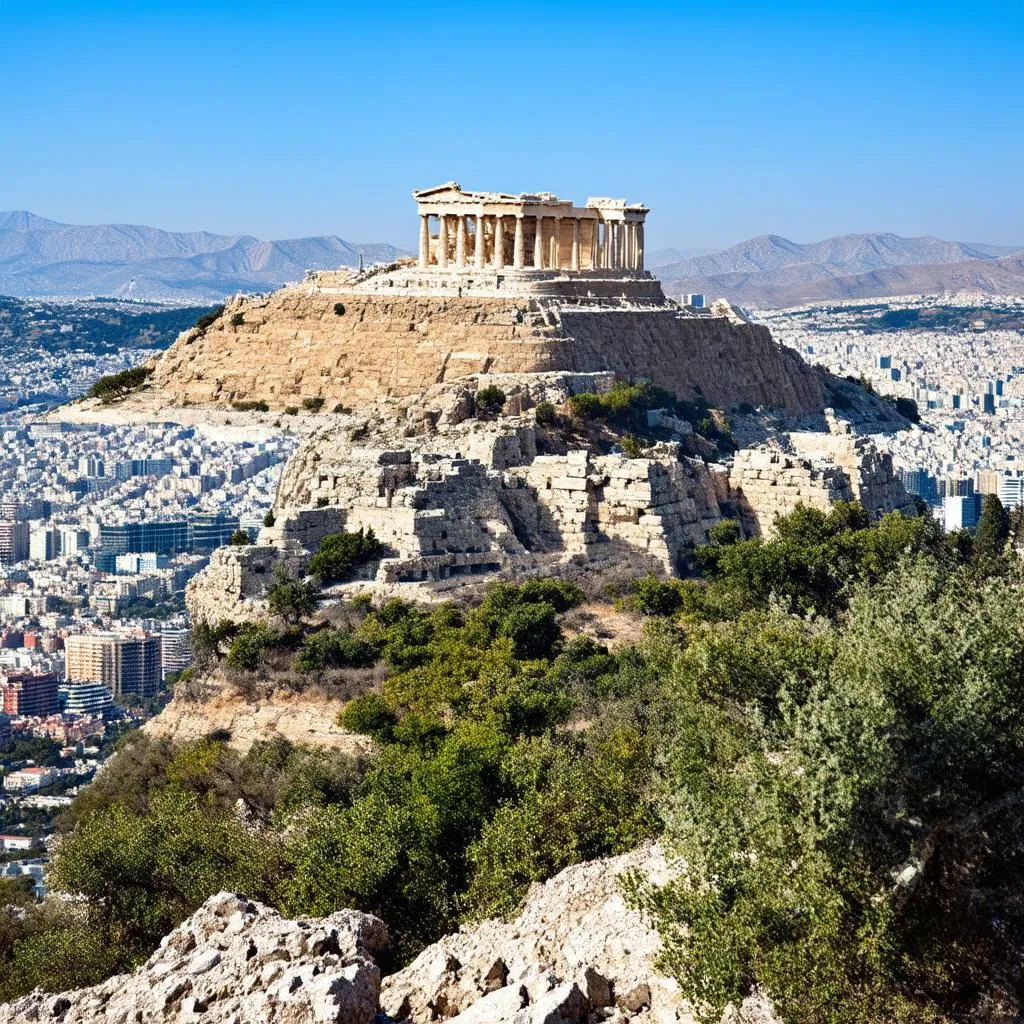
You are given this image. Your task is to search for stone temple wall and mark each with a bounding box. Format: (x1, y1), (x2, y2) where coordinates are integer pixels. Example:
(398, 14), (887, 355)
(150, 286), (825, 416)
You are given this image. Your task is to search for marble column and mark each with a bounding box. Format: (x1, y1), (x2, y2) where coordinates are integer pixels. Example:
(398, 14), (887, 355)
(494, 216), (504, 268)
(591, 220), (599, 269)
(533, 216), (544, 269)
(474, 213), (485, 267)
(636, 223), (644, 271)
(418, 214), (430, 268)
(438, 215), (449, 269)
(455, 216), (467, 268)
(571, 218), (580, 271)
(552, 217), (561, 268)
(625, 223), (634, 269)
(514, 215), (525, 269)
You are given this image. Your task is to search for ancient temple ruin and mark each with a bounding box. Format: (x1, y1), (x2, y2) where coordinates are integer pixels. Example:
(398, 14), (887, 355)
(413, 182), (648, 273)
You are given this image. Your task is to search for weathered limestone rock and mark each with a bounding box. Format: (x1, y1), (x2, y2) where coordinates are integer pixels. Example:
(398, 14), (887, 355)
(729, 429), (914, 537)
(143, 673), (372, 756)
(0, 853), (779, 1024)
(380, 844), (780, 1024)
(0, 893), (387, 1024)
(144, 282), (824, 417)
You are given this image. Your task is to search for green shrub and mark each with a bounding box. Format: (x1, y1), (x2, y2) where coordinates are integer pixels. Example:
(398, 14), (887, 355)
(338, 693), (396, 739)
(333, 403), (352, 414)
(308, 528), (383, 583)
(230, 312), (245, 327)
(266, 568), (317, 624)
(88, 366), (154, 403)
(263, 510), (276, 528)
(333, 302), (346, 316)
(230, 400), (269, 412)
(567, 391), (603, 420)
(193, 306), (225, 331)
(296, 629), (376, 672)
(284, 406), (299, 416)
(476, 385), (507, 417)
(226, 623), (280, 671)
(620, 434), (648, 459)
(229, 529), (251, 546)
(302, 397), (325, 412)
(632, 574), (684, 616)
(534, 401), (556, 425)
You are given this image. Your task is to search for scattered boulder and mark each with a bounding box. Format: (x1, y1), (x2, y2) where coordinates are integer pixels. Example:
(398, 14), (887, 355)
(0, 893), (387, 1024)
(0, 852), (779, 1024)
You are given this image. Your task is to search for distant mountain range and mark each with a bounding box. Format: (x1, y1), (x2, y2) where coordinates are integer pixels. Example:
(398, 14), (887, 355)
(0, 211), (409, 302)
(653, 232), (1024, 306)
(3, 212), (1022, 308)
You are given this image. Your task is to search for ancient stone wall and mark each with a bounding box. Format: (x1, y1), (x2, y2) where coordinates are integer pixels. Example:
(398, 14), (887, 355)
(729, 432), (914, 537)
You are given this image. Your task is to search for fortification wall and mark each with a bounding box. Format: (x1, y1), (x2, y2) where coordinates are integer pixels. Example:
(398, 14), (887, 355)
(149, 288), (825, 415)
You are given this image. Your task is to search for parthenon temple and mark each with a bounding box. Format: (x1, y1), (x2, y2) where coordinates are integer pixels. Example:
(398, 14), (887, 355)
(414, 182), (648, 273)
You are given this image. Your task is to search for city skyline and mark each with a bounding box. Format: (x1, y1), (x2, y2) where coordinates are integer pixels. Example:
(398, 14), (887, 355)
(4, 0), (1024, 251)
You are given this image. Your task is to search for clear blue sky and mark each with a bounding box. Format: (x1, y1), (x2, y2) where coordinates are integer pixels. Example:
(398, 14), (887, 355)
(3, 0), (1023, 251)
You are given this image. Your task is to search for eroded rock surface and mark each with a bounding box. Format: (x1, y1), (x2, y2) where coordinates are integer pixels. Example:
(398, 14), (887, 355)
(0, 853), (778, 1024)
(0, 893), (387, 1024)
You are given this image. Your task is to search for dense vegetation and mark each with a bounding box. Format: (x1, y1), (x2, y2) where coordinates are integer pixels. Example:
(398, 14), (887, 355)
(6, 501), (1024, 1021)
(564, 380), (737, 455)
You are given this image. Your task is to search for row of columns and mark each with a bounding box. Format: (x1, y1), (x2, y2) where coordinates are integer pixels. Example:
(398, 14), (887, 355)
(418, 212), (644, 272)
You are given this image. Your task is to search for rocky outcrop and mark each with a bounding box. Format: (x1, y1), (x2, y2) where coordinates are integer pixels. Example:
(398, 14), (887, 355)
(0, 892), (387, 1024)
(143, 282), (824, 416)
(184, 371), (912, 624)
(143, 675), (371, 756)
(0, 851), (777, 1024)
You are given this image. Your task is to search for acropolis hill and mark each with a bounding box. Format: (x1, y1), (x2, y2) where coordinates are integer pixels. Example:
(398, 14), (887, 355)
(145, 182), (825, 415)
(78, 183), (916, 622)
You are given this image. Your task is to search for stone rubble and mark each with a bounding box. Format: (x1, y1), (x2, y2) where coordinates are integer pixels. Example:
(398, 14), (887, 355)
(0, 850), (780, 1024)
(0, 892), (388, 1024)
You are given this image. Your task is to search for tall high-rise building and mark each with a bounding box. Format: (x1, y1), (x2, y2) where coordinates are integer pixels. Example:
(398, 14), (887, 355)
(28, 526), (57, 562)
(0, 521), (29, 565)
(943, 494), (983, 533)
(59, 682), (114, 717)
(160, 627), (192, 680)
(64, 634), (161, 699)
(0, 672), (60, 717)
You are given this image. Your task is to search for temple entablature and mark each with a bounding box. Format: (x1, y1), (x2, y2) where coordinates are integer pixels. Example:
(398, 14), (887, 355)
(413, 182), (648, 274)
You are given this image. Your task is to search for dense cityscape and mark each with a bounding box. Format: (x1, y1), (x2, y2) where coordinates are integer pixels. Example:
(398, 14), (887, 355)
(758, 292), (1024, 529)
(0, 299), (294, 893)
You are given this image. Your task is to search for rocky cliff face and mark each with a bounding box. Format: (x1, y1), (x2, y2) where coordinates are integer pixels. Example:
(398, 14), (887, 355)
(0, 848), (777, 1024)
(143, 283), (824, 415)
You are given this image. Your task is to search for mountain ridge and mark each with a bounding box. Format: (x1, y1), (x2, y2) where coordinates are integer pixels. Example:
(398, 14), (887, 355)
(0, 210), (409, 302)
(653, 230), (1024, 305)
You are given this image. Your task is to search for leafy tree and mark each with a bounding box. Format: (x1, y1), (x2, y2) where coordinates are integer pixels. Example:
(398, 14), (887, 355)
(229, 529), (251, 546)
(266, 567), (317, 624)
(295, 629), (376, 672)
(226, 623), (280, 671)
(974, 492), (1009, 558)
(308, 529), (383, 583)
(636, 558), (1024, 1023)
